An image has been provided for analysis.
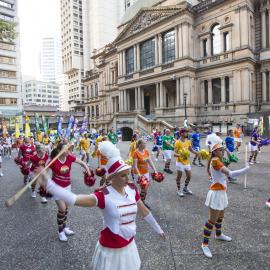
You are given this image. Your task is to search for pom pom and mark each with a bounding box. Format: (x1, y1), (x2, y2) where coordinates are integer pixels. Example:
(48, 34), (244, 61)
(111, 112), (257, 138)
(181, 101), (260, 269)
(84, 171), (96, 187)
(200, 149), (210, 160)
(20, 166), (30, 176)
(151, 172), (165, 183)
(137, 175), (149, 189)
(95, 167), (106, 177)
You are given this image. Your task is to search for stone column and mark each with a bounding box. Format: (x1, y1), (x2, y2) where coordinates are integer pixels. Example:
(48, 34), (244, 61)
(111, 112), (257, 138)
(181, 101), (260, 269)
(119, 53), (122, 76)
(123, 90), (127, 111)
(179, 77), (184, 105)
(221, 77), (225, 103)
(176, 78), (180, 106)
(159, 82), (164, 107)
(182, 22), (189, 57)
(127, 90), (130, 111)
(117, 54), (121, 76)
(134, 46), (137, 72)
(207, 35), (211, 56)
(200, 81), (205, 105)
(262, 10), (266, 49)
(136, 45), (140, 71)
(262, 71), (267, 102)
(175, 26), (179, 59)
(138, 87), (142, 109)
(208, 79), (212, 104)
(141, 88), (144, 109)
(155, 35), (159, 65)
(135, 88), (138, 110)
(158, 34), (162, 64)
(156, 83), (160, 108)
(119, 91), (123, 112)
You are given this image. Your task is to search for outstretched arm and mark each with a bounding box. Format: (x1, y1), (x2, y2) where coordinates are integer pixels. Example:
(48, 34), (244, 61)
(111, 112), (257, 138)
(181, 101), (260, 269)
(75, 158), (91, 174)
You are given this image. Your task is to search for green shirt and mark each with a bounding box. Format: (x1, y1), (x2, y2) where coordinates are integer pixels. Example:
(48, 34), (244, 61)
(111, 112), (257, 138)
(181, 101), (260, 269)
(162, 135), (174, 150)
(108, 132), (117, 144)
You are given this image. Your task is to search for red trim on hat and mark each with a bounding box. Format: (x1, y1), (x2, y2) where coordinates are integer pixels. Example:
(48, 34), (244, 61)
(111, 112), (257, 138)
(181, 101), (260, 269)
(108, 160), (125, 174)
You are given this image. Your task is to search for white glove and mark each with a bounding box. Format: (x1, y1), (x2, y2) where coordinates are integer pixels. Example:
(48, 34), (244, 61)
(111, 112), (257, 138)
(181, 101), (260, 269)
(229, 166), (249, 178)
(144, 213), (164, 234)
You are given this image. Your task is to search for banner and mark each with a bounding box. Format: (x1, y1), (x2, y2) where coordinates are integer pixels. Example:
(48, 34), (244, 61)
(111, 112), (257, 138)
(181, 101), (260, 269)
(80, 115), (87, 133)
(42, 115), (48, 134)
(73, 118), (78, 133)
(25, 116), (31, 138)
(57, 116), (63, 136)
(65, 114), (74, 138)
(34, 113), (40, 133)
(15, 117), (20, 138)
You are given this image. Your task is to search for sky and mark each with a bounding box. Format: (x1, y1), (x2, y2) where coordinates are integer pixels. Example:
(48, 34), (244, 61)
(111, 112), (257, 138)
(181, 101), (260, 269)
(18, 0), (61, 79)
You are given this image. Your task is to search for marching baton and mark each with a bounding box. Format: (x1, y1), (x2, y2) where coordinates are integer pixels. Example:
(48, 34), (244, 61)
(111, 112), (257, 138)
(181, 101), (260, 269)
(244, 142), (248, 189)
(5, 144), (71, 208)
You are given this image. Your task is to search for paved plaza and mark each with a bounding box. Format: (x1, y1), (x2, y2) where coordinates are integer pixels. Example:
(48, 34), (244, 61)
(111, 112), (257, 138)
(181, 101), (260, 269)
(0, 140), (269, 270)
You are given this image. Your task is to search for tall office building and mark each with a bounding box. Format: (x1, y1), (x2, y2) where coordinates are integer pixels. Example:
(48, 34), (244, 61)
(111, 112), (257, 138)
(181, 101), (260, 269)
(0, 0), (22, 120)
(60, 0), (136, 111)
(40, 37), (62, 82)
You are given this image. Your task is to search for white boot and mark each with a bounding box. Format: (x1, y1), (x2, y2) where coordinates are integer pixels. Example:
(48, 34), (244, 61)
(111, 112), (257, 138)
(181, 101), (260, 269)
(64, 227), (75, 236)
(58, 231), (68, 242)
(201, 244), (213, 258)
(215, 234), (232, 241)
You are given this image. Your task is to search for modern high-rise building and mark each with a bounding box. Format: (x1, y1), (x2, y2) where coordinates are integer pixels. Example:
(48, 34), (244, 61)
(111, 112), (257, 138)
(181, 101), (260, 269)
(60, 0), (136, 112)
(23, 80), (59, 108)
(40, 37), (62, 82)
(0, 0), (22, 121)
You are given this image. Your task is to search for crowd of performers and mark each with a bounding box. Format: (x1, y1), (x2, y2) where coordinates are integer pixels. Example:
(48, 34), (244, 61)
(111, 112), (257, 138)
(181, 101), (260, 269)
(4, 123), (270, 268)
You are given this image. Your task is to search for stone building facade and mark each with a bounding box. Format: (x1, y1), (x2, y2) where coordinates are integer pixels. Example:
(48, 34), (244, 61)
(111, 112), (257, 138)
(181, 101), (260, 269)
(84, 0), (270, 135)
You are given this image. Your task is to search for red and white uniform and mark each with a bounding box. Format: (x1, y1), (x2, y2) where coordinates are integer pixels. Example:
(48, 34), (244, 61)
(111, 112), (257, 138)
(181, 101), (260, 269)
(49, 154), (76, 188)
(91, 183), (141, 270)
(20, 144), (35, 162)
(30, 153), (49, 172)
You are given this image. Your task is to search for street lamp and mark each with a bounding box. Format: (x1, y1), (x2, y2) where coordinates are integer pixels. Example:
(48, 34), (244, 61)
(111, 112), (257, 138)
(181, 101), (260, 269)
(183, 92), (188, 121)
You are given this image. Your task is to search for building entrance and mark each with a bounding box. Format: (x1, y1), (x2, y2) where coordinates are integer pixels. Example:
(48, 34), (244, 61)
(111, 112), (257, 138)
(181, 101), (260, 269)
(144, 96), (150, 115)
(121, 126), (133, 141)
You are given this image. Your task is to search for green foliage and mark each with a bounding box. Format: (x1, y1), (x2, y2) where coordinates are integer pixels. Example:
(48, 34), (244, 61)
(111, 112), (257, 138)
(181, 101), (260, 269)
(0, 19), (17, 42)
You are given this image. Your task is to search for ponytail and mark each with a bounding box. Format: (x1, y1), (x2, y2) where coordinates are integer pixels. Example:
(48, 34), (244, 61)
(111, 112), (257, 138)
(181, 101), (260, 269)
(50, 142), (66, 159)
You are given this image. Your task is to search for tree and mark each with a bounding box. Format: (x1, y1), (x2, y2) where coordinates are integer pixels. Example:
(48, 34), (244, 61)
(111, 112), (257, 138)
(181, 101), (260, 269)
(0, 20), (17, 42)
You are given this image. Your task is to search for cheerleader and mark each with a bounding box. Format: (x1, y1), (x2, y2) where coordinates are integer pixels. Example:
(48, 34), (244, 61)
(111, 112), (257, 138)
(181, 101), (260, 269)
(154, 131), (163, 161)
(201, 143), (249, 258)
(133, 139), (157, 209)
(191, 128), (204, 167)
(248, 126), (259, 164)
(48, 142), (90, 242)
(37, 141), (165, 270)
(79, 133), (91, 164)
(162, 129), (174, 174)
(29, 144), (49, 202)
(96, 136), (109, 186)
(174, 128), (199, 197)
(18, 137), (36, 185)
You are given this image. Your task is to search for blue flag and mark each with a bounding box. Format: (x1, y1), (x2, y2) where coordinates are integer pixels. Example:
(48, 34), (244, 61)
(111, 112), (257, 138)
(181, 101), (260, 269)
(65, 115), (74, 138)
(57, 116), (63, 136)
(80, 115), (87, 133)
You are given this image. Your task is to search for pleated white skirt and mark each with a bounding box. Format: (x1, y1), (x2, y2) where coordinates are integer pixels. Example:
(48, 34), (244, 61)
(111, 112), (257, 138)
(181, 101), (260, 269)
(91, 240), (141, 270)
(205, 190), (228, 211)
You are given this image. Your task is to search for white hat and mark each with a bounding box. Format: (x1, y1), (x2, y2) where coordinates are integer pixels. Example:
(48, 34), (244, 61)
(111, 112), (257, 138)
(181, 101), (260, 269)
(99, 141), (131, 177)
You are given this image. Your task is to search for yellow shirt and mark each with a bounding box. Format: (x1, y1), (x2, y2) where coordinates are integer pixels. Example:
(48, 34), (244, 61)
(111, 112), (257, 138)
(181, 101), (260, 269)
(80, 138), (90, 152)
(174, 139), (191, 165)
(95, 136), (103, 147)
(129, 141), (137, 157)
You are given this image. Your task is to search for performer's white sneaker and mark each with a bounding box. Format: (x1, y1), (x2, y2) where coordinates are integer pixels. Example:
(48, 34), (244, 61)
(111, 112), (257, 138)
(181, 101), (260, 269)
(41, 197), (48, 204)
(177, 190), (184, 197)
(215, 234), (232, 241)
(31, 191), (36, 198)
(58, 231), (68, 242)
(265, 200), (270, 208)
(64, 227), (75, 236)
(201, 244), (212, 258)
(0, 172), (3, 177)
(183, 187), (193, 195)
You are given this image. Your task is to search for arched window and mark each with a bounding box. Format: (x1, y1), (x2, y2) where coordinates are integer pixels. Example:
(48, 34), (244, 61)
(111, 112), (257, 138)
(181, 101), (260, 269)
(211, 24), (221, 55)
(212, 78), (221, 104)
(204, 80), (208, 104)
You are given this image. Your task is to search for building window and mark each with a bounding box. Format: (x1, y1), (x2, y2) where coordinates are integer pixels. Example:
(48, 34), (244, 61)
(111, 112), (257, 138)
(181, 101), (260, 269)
(95, 83), (98, 96)
(140, 38), (155, 70)
(125, 47), (134, 75)
(266, 10), (270, 48)
(0, 83), (16, 92)
(211, 24), (221, 55)
(0, 98), (17, 105)
(96, 105), (99, 117)
(204, 80), (208, 104)
(162, 30), (175, 63)
(266, 72), (270, 102)
(223, 32), (230, 52)
(212, 78), (221, 104)
(202, 39), (207, 57)
(91, 106), (94, 117)
(225, 76), (230, 103)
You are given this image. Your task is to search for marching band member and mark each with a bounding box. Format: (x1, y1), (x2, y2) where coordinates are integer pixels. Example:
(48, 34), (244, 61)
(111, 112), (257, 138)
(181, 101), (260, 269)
(174, 128), (199, 197)
(133, 139), (157, 209)
(48, 142), (90, 242)
(201, 143), (249, 258)
(37, 141), (165, 270)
